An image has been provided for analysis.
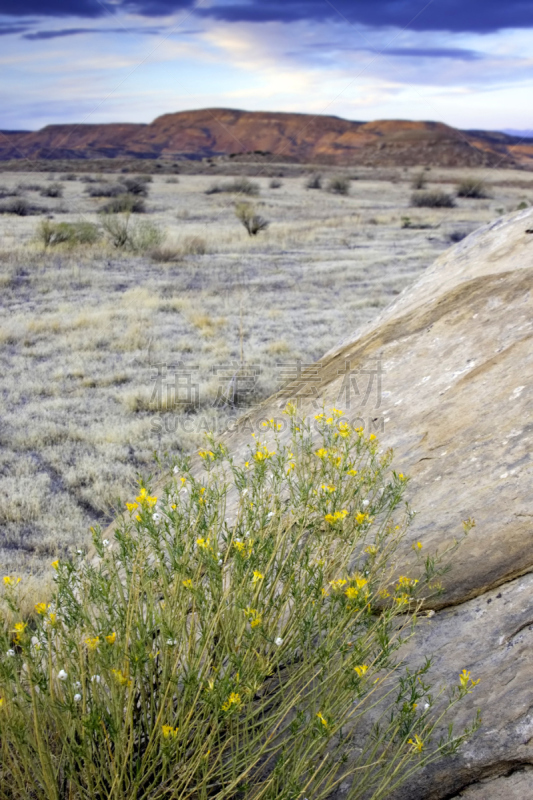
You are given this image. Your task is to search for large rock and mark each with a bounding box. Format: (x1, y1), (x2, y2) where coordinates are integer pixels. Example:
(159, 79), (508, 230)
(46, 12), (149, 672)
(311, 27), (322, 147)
(218, 208), (533, 797)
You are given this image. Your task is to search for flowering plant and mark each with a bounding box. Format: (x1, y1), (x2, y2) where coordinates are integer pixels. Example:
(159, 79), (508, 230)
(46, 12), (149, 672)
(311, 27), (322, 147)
(0, 408), (479, 799)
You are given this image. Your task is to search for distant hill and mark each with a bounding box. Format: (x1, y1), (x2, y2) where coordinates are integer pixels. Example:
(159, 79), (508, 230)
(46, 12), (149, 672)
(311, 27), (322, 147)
(1, 108), (532, 168)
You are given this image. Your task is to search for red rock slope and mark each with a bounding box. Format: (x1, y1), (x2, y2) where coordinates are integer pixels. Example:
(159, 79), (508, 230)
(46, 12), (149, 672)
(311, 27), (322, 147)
(1, 108), (533, 167)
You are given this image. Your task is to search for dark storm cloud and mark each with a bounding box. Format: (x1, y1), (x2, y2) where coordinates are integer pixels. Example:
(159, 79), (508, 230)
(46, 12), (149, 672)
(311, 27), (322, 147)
(2, 0), (533, 33)
(0, 24), (29, 33)
(23, 25), (161, 38)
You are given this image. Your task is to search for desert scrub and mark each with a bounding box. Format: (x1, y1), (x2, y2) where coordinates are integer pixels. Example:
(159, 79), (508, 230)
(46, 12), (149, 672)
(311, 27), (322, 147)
(99, 194), (146, 214)
(305, 173), (322, 190)
(455, 178), (489, 199)
(0, 409), (479, 800)
(38, 220), (101, 248)
(327, 176), (351, 195)
(101, 213), (163, 252)
(410, 190), (455, 208)
(40, 183), (64, 199)
(205, 178), (260, 196)
(235, 202), (269, 236)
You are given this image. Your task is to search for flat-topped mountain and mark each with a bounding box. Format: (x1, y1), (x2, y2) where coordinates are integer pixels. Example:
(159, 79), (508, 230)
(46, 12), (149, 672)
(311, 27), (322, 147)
(2, 108), (533, 167)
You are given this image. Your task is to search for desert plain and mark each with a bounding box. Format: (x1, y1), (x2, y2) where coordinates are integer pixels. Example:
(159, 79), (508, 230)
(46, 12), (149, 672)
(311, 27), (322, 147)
(1, 161), (532, 593)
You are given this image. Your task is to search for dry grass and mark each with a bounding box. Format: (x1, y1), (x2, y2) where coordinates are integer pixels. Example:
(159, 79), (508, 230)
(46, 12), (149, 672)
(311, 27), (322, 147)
(0, 164), (531, 585)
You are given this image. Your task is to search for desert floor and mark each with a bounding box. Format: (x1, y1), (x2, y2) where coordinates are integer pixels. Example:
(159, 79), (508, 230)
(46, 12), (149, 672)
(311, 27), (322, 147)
(1, 164), (532, 582)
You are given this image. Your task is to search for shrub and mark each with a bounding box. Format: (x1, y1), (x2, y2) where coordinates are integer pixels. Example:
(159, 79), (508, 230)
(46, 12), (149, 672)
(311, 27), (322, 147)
(269, 178), (282, 189)
(180, 235), (207, 255)
(327, 176), (351, 195)
(40, 183), (64, 198)
(0, 198), (42, 216)
(0, 186), (20, 198)
(37, 220), (101, 248)
(235, 202), (269, 236)
(305, 173), (322, 190)
(517, 201), (529, 210)
(411, 171), (427, 190)
(456, 178), (489, 199)
(17, 183), (44, 192)
(99, 194), (146, 214)
(85, 183), (125, 198)
(205, 178), (260, 196)
(0, 412), (479, 799)
(165, 177), (179, 184)
(149, 246), (182, 263)
(101, 213), (163, 251)
(119, 177), (150, 196)
(60, 173), (78, 181)
(410, 191), (456, 208)
(448, 230), (469, 243)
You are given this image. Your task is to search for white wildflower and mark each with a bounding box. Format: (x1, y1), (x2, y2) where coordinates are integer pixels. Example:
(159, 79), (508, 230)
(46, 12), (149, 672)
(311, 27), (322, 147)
(275, 637), (283, 647)
(57, 669), (68, 681)
(173, 465), (179, 474)
(166, 639), (177, 646)
(91, 674), (101, 684)
(102, 539), (110, 547)
(6, 649), (15, 657)
(362, 499), (370, 508)
(74, 693), (82, 703)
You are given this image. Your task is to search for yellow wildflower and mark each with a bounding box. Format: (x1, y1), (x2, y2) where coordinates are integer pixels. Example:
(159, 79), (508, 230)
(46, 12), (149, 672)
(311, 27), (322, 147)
(105, 632), (116, 645)
(34, 603), (49, 615)
(198, 449), (215, 461)
(355, 512), (370, 525)
(329, 578), (347, 590)
(84, 637), (99, 651)
(315, 413), (325, 421)
(3, 576), (21, 587)
(365, 545), (378, 556)
(316, 711), (328, 727)
(283, 401), (297, 415)
(347, 468), (358, 476)
(0, 697), (4, 708)
(315, 448), (328, 459)
(337, 421), (350, 437)
(369, 434), (377, 441)
(196, 537), (210, 549)
(52, 560), (60, 570)
(345, 587), (359, 600)
(252, 570), (264, 584)
(324, 509), (348, 524)
(321, 484), (336, 493)
(459, 669), (480, 691)
(396, 576), (419, 590)
(354, 665), (368, 677)
(125, 502), (138, 512)
(412, 541), (423, 551)
(135, 487), (157, 508)
(222, 692), (242, 712)
(182, 579), (193, 589)
(162, 725), (179, 739)
(112, 669), (132, 687)
(13, 622), (26, 642)
(408, 735), (424, 752)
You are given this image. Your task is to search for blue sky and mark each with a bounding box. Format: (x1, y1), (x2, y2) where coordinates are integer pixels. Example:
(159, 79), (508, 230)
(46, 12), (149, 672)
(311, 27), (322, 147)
(1, 0), (532, 131)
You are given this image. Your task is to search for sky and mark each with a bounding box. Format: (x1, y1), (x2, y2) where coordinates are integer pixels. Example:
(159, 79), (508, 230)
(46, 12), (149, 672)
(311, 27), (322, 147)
(1, 0), (533, 132)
